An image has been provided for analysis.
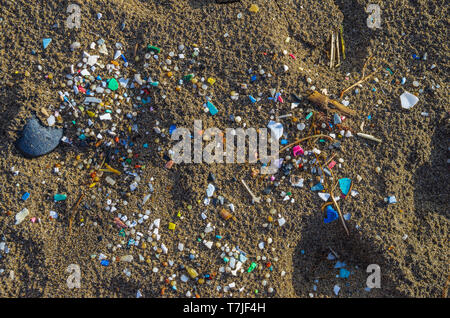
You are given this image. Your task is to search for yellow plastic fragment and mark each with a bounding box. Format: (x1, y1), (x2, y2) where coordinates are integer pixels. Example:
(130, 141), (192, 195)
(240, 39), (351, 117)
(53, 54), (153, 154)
(104, 163), (121, 175)
(249, 4), (259, 13)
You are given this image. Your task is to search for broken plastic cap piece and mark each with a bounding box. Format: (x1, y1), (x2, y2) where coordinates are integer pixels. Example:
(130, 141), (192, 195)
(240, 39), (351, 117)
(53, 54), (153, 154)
(267, 121), (283, 141)
(400, 91), (419, 109)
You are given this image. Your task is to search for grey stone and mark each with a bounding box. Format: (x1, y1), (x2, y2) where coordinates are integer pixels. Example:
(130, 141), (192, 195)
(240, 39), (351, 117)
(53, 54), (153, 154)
(16, 117), (63, 158)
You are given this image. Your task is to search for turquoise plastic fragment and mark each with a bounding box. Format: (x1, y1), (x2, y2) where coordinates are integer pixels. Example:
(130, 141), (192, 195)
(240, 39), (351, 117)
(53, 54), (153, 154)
(43, 38), (52, 49)
(206, 101), (218, 115)
(54, 194), (67, 201)
(339, 178), (351, 196)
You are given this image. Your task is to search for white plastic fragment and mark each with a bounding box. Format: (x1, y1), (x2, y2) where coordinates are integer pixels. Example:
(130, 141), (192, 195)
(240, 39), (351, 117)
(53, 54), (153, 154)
(318, 192), (330, 201)
(333, 285), (341, 295)
(400, 91), (419, 109)
(15, 208), (29, 225)
(99, 113), (112, 121)
(278, 217), (286, 227)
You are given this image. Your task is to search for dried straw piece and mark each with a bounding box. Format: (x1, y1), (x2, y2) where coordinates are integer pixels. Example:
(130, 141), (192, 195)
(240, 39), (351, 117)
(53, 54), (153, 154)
(307, 90), (357, 116)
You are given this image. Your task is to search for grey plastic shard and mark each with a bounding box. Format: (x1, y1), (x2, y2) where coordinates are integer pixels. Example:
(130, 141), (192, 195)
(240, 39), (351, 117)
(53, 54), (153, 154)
(84, 97), (102, 104)
(16, 117), (63, 158)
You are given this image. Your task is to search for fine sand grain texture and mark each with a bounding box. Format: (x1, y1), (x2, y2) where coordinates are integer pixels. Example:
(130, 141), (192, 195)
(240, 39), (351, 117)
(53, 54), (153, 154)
(0, 0), (448, 298)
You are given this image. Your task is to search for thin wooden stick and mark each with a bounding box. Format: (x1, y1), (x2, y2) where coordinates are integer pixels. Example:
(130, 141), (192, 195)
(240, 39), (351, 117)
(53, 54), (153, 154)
(330, 32), (335, 68)
(335, 31), (340, 67)
(330, 191), (350, 236)
(307, 91), (357, 116)
(69, 193), (85, 233)
(361, 56), (373, 79)
(133, 43), (138, 58)
(339, 67), (382, 99)
(340, 25), (346, 60)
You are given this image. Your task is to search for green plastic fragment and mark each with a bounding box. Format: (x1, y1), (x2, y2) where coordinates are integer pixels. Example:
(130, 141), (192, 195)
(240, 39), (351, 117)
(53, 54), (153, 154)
(247, 262), (257, 273)
(54, 194), (67, 201)
(306, 112), (313, 120)
(147, 45), (161, 53)
(183, 74), (194, 82)
(108, 78), (119, 91)
(126, 158), (132, 164)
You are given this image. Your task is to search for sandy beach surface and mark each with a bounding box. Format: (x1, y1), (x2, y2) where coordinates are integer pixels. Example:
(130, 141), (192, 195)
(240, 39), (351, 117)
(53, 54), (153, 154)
(0, 0), (448, 298)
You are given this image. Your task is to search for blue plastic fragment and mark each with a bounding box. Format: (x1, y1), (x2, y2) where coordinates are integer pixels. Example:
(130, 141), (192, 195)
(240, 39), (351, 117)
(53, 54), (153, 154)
(280, 139), (288, 145)
(339, 178), (352, 196)
(333, 113), (342, 124)
(334, 261), (346, 269)
(324, 205), (338, 223)
(248, 95), (256, 103)
(22, 192), (30, 201)
(311, 183), (324, 191)
(142, 97), (151, 104)
(387, 196), (397, 204)
(100, 260), (110, 266)
(169, 125), (177, 135)
(339, 268), (350, 278)
(43, 38), (52, 49)
(250, 75), (257, 82)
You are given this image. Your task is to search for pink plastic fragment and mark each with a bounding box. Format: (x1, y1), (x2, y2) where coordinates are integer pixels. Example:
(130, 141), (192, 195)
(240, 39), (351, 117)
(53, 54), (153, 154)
(293, 145), (304, 156)
(289, 53), (296, 59)
(277, 94), (284, 103)
(328, 160), (337, 169)
(31, 217), (37, 223)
